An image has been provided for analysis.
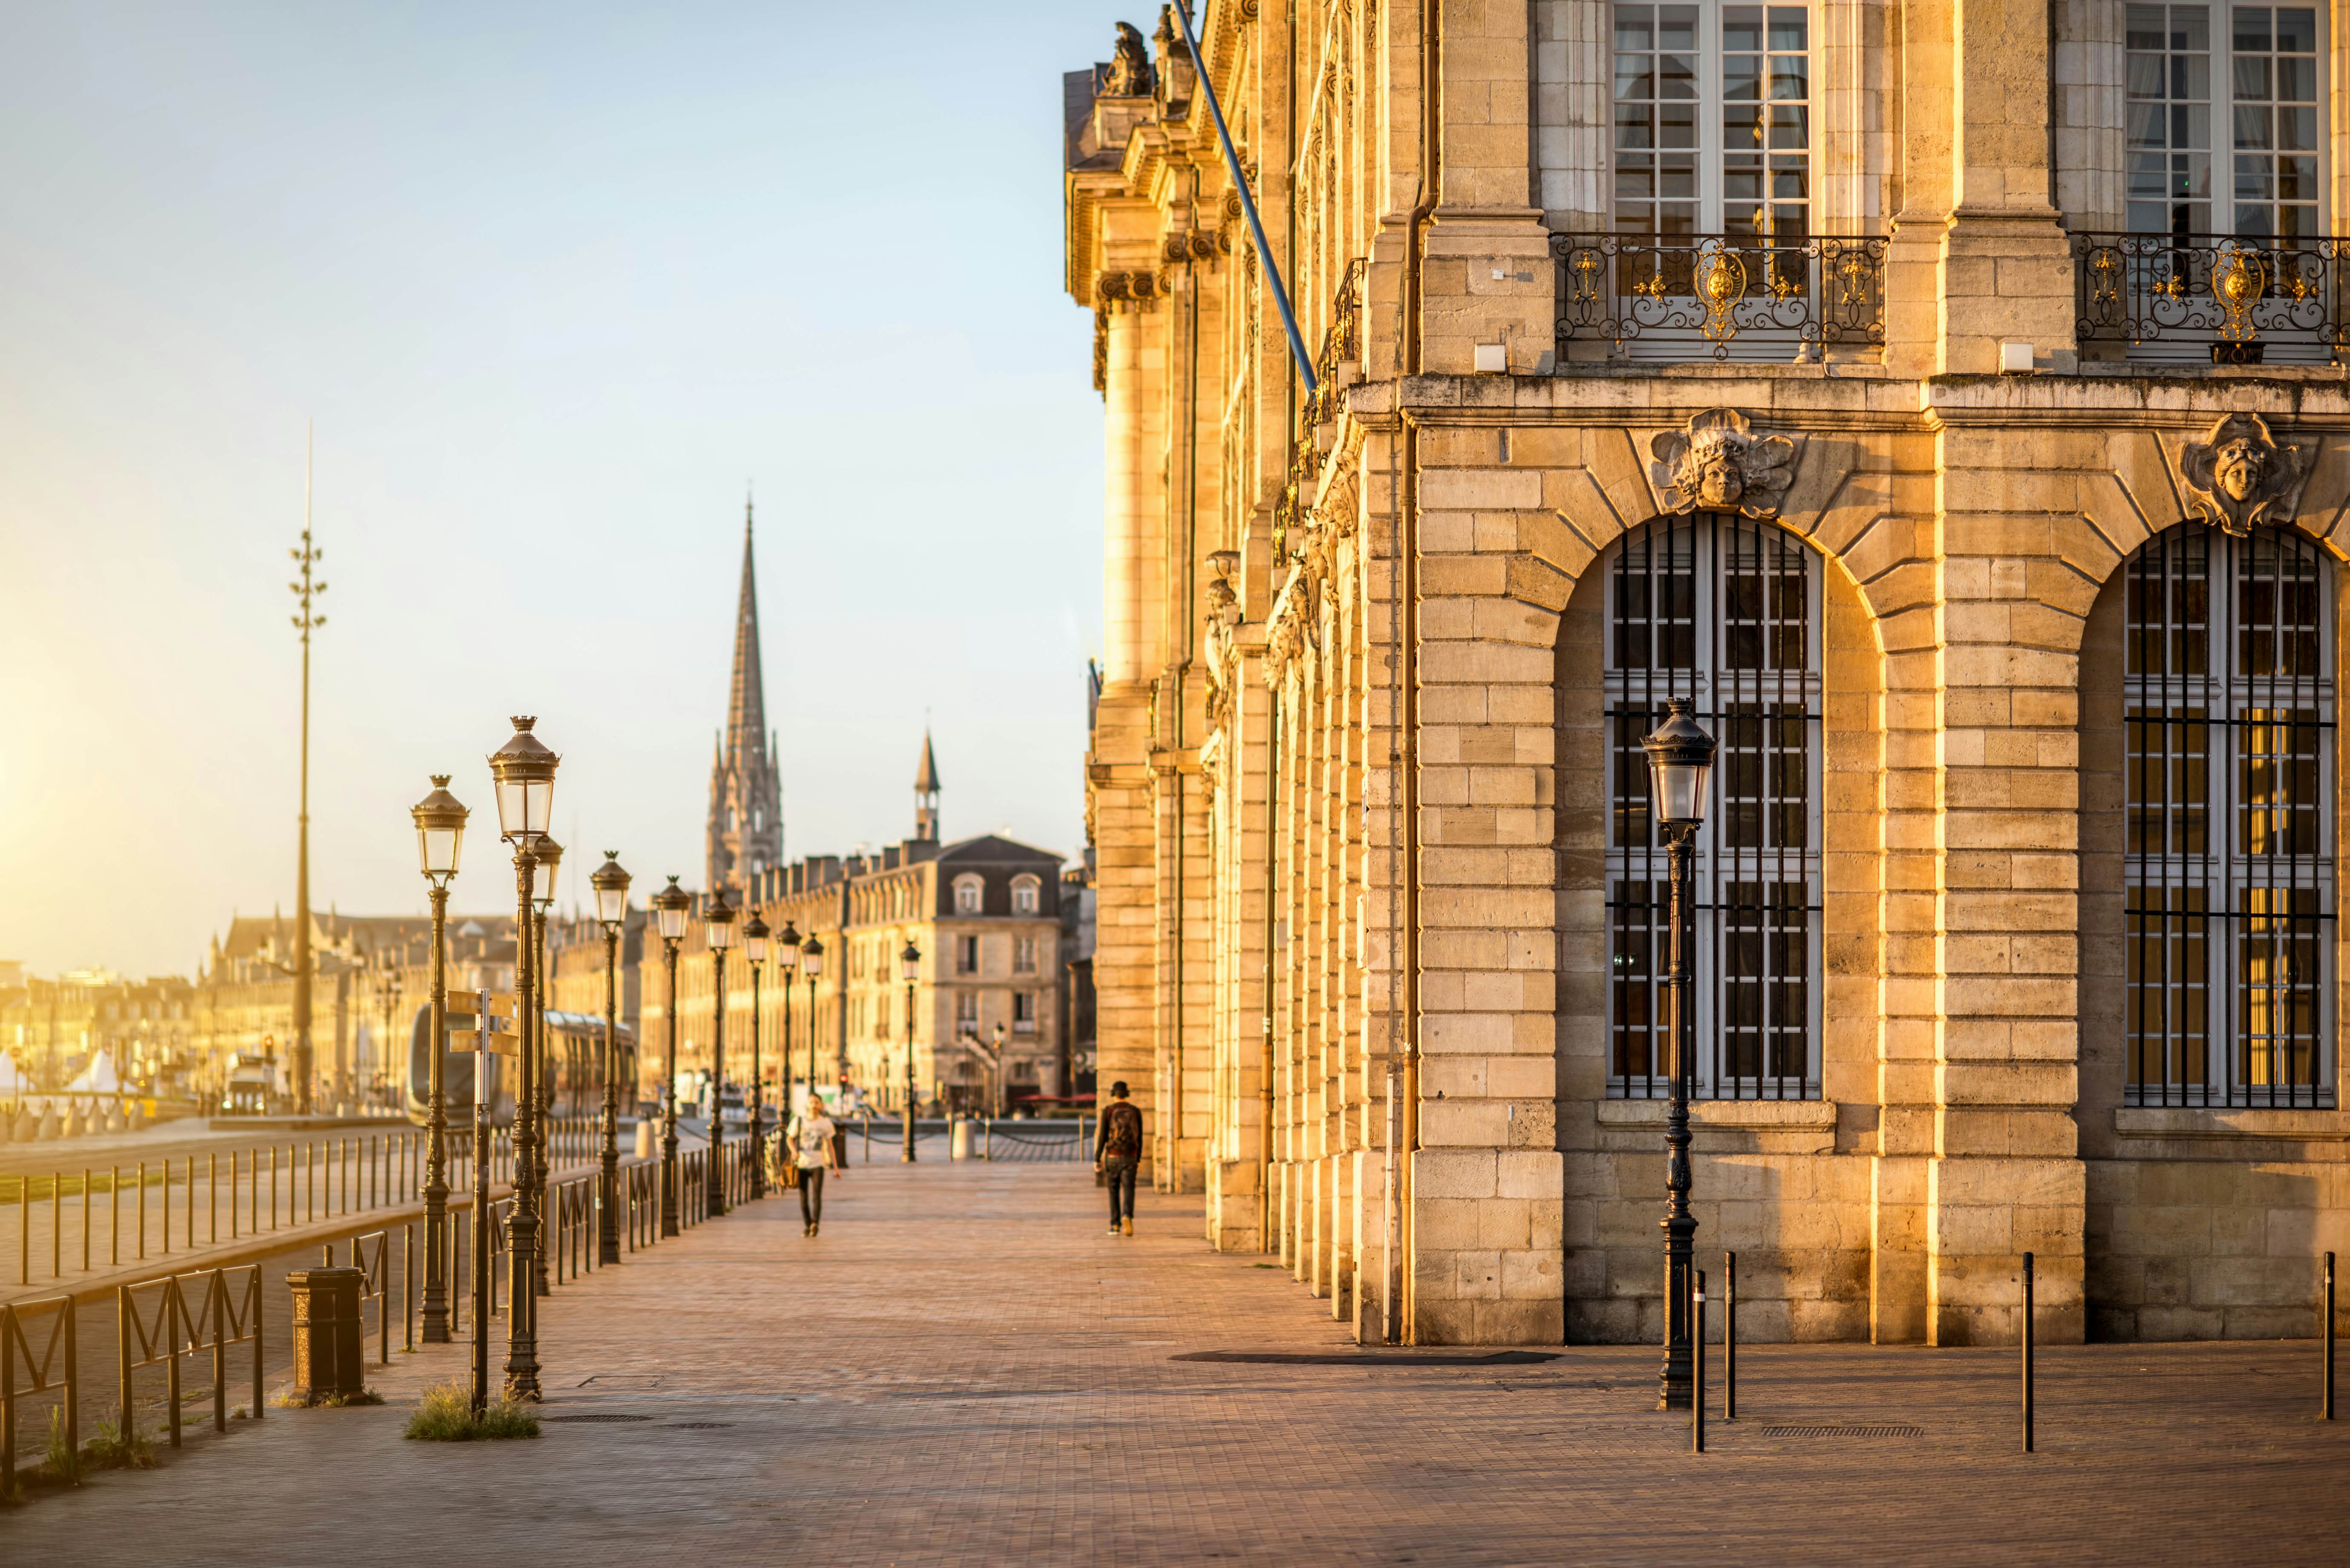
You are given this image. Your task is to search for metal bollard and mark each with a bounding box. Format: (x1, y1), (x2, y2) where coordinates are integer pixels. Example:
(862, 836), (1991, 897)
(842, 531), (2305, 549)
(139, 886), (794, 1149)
(1692, 1268), (1706, 1454)
(2021, 1250), (2035, 1454)
(2324, 1251), (2336, 1422)
(1724, 1250), (1737, 1421)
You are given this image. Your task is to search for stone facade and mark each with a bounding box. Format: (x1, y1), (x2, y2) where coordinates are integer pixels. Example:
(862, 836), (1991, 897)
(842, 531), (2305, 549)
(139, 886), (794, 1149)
(639, 745), (1070, 1114)
(1063, 3), (2350, 1345)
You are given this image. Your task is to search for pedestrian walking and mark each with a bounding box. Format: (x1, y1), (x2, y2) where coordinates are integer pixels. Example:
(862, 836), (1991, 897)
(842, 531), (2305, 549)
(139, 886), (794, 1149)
(787, 1093), (842, 1236)
(1094, 1080), (1143, 1236)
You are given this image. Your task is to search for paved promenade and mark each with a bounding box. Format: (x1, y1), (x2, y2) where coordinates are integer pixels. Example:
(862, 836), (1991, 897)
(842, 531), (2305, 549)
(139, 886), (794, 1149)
(7, 1160), (2344, 1566)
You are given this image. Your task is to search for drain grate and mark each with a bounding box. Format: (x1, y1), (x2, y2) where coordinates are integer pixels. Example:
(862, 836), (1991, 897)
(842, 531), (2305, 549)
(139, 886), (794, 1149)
(1757, 1424), (1923, 1439)
(1173, 1350), (1559, 1366)
(542, 1413), (655, 1423)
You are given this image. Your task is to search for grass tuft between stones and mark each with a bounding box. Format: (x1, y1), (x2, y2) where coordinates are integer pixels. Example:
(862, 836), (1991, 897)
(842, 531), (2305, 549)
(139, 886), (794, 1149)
(404, 1381), (542, 1442)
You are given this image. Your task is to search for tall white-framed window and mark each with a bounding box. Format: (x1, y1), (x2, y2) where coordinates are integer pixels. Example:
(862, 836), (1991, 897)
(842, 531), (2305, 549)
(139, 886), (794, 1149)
(1612, 3), (1811, 239)
(1011, 875), (1041, 915)
(1013, 936), (1038, 974)
(954, 875), (983, 916)
(955, 991), (979, 1033)
(2126, 5), (2327, 236)
(1013, 992), (1037, 1032)
(1605, 514), (1823, 1100)
(2124, 523), (2336, 1107)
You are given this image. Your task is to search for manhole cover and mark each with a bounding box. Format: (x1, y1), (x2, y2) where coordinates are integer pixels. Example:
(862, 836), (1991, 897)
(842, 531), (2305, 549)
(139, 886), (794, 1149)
(668, 1421), (735, 1430)
(542, 1413), (654, 1423)
(1757, 1424), (1923, 1439)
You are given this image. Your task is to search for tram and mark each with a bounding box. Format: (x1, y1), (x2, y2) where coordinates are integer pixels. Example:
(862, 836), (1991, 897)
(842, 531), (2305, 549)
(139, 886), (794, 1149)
(404, 1004), (639, 1128)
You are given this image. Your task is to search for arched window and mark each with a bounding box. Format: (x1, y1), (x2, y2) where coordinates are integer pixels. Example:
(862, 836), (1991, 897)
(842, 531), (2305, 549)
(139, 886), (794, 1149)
(2125, 524), (2334, 1107)
(1606, 514), (1822, 1099)
(1011, 875), (1041, 916)
(954, 875), (984, 916)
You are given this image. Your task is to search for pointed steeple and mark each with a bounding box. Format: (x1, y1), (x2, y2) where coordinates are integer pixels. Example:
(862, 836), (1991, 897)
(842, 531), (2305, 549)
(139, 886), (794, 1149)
(913, 730), (941, 841)
(726, 495), (767, 761)
(708, 494), (785, 893)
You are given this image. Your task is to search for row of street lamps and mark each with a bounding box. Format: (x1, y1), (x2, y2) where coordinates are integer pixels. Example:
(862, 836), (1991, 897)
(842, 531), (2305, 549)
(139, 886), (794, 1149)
(404, 715), (890, 1403)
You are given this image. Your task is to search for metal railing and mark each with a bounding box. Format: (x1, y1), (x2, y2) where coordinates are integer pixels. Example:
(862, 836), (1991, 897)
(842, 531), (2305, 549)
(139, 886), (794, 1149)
(2074, 233), (2348, 365)
(1553, 232), (1886, 363)
(1, 1292), (77, 1495)
(116, 1264), (264, 1450)
(1, 1124), (640, 1291)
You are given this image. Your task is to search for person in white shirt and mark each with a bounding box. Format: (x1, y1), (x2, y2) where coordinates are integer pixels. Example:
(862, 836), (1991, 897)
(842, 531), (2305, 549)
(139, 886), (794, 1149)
(786, 1093), (841, 1236)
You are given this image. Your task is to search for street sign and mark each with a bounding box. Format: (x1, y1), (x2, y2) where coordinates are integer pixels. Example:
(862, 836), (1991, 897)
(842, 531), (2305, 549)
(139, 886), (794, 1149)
(444, 990), (517, 1019)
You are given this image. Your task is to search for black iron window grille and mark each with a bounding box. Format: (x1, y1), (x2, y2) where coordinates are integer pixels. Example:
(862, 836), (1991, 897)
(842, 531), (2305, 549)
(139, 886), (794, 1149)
(2075, 233), (2347, 364)
(1606, 515), (1822, 1100)
(1554, 234), (1886, 363)
(2125, 524), (2336, 1107)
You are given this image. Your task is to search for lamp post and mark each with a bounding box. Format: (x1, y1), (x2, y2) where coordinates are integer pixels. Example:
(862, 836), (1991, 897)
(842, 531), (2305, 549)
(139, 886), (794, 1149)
(527, 836), (562, 1298)
(744, 910), (768, 1196)
(703, 889), (735, 1216)
(773, 923), (800, 1127)
(1643, 696), (1716, 1413)
(652, 877), (691, 1237)
(900, 940), (921, 1163)
(800, 935), (823, 1111)
(991, 1021), (1007, 1118)
(590, 852), (630, 1265)
(410, 775), (467, 1344)
(487, 715), (558, 1402)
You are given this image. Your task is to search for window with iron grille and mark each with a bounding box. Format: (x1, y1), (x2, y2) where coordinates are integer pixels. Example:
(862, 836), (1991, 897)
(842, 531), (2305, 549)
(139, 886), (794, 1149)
(2125, 524), (2335, 1107)
(1605, 514), (1822, 1099)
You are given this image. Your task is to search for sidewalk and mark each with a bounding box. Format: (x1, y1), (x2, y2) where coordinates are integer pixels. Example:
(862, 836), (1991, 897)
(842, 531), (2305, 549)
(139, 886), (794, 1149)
(7, 1161), (2343, 1567)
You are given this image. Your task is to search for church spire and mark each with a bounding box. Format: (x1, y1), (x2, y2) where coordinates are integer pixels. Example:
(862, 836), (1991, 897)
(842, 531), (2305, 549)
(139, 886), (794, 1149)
(913, 729), (941, 841)
(708, 494), (784, 893)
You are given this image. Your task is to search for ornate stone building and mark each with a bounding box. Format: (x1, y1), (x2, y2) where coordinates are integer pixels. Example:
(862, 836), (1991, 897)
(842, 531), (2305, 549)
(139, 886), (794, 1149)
(1064, 4), (2350, 1346)
(641, 737), (1071, 1113)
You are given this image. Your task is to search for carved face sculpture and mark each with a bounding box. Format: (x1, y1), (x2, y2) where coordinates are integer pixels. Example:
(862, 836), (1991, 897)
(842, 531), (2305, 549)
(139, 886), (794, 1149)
(1686, 433), (1746, 510)
(2213, 436), (2272, 503)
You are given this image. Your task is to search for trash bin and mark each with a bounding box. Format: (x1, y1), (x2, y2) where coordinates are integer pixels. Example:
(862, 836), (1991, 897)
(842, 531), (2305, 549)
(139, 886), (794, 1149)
(287, 1267), (367, 1404)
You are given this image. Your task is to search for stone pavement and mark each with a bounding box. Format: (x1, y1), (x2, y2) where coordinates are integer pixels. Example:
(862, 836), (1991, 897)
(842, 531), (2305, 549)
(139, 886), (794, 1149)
(6, 1161), (2344, 1566)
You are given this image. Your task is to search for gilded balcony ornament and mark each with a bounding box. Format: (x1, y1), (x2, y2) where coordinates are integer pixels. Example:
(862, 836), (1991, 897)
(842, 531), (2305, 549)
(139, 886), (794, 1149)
(1571, 247), (1602, 303)
(2089, 249), (2121, 306)
(1693, 241), (1748, 342)
(2178, 412), (2306, 538)
(1649, 408), (1797, 520)
(2211, 244), (2268, 342)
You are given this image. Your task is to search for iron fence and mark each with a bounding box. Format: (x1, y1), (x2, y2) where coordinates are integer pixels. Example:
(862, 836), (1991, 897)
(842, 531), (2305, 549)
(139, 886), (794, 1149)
(1553, 233), (1886, 363)
(115, 1264), (263, 1450)
(2074, 233), (2348, 365)
(1, 1291), (77, 1495)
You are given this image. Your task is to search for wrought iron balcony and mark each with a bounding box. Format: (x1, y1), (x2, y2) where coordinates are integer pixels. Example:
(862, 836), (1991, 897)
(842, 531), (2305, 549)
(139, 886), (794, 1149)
(1551, 233), (1886, 364)
(2074, 233), (2347, 366)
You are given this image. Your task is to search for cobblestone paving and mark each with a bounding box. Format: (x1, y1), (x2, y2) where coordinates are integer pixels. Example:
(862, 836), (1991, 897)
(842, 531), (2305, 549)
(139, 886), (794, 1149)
(8, 1162), (2344, 1566)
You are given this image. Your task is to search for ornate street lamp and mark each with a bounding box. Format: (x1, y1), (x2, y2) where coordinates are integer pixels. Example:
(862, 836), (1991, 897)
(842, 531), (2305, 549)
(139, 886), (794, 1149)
(652, 876), (691, 1237)
(774, 921), (800, 1134)
(800, 934), (824, 1109)
(1642, 696), (1716, 1413)
(900, 939), (921, 1164)
(991, 1020), (1008, 1119)
(487, 715), (557, 1402)
(410, 775), (466, 1345)
(703, 888), (735, 1216)
(590, 851), (630, 1265)
(527, 835), (561, 1298)
(743, 910), (769, 1196)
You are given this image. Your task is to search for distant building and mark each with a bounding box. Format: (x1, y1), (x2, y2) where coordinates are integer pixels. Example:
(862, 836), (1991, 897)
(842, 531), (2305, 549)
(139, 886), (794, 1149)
(642, 735), (1070, 1113)
(192, 911), (517, 1109)
(0, 971), (194, 1098)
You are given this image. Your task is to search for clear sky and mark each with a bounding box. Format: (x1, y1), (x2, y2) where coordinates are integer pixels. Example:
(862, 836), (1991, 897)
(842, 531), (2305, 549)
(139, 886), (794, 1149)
(0, 1), (1121, 979)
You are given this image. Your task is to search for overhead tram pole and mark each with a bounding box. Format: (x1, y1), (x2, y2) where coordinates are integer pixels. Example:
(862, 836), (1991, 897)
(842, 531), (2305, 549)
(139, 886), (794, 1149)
(289, 425), (328, 1116)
